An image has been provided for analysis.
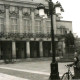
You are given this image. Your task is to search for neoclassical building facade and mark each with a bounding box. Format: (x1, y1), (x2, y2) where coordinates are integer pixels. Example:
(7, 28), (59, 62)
(0, 0), (72, 59)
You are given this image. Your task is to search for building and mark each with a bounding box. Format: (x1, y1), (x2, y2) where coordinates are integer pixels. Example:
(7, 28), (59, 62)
(0, 0), (72, 60)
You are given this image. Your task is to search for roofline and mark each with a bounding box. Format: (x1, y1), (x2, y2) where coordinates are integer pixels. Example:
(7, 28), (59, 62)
(0, 0), (48, 8)
(57, 20), (72, 22)
(0, 0), (38, 6)
(0, 0), (47, 6)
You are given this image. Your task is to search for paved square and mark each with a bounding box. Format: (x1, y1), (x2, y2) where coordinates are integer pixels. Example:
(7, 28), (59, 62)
(0, 60), (74, 80)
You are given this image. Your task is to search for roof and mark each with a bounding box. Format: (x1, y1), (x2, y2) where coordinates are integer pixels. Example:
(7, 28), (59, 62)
(2, 0), (48, 4)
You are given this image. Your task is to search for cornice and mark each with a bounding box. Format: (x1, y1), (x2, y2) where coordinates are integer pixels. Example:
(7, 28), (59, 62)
(0, 0), (38, 6)
(57, 20), (72, 23)
(0, 0), (47, 4)
(0, 0), (48, 8)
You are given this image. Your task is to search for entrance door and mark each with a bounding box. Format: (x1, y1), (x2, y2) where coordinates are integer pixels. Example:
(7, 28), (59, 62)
(16, 41), (26, 59)
(1, 41), (12, 60)
(43, 41), (51, 57)
(30, 41), (40, 58)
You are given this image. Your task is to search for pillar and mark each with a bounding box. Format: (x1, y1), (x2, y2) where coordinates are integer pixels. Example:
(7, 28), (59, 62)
(43, 19), (47, 34)
(39, 41), (43, 57)
(62, 41), (66, 55)
(19, 7), (23, 33)
(26, 41), (30, 58)
(12, 41), (16, 59)
(5, 5), (10, 33)
(31, 8), (35, 33)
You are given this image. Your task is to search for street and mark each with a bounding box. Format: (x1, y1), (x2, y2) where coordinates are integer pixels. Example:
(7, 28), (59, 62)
(0, 59), (74, 80)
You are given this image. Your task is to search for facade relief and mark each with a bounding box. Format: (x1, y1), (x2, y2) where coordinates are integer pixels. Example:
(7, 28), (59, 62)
(9, 6), (19, 18)
(0, 5), (5, 13)
(22, 8), (31, 18)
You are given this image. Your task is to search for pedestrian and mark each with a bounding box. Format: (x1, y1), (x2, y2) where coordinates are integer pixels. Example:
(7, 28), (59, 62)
(74, 50), (79, 65)
(68, 50), (80, 79)
(68, 50), (79, 67)
(74, 51), (80, 79)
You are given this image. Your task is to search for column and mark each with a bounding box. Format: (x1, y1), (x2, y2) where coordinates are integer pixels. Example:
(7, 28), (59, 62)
(5, 5), (10, 33)
(62, 41), (66, 55)
(39, 41), (43, 57)
(43, 19), (47, 34)
(26, 41), (30, 58)
(12, 41), (16, 59)
(31, 8), (35, 33)
(19, 7), (23, 33)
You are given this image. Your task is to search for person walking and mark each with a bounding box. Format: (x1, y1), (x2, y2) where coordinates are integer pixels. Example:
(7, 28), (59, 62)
(68, 50), (80, 79)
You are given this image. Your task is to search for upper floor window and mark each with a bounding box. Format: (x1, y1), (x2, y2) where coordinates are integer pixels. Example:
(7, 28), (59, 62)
(35, 20), (41, 33)
(0, 17), (4, 33)
(23, 18), (31, 33)
(57, 26), (67, 35)
(10, 17), (18, 33)
(46, 21), (51, 34)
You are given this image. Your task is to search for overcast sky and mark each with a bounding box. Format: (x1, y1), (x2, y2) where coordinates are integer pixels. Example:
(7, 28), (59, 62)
(52, 0), (80, 37)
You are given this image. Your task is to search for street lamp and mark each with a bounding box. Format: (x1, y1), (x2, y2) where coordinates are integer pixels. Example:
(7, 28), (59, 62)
(37, 0), (64, 80)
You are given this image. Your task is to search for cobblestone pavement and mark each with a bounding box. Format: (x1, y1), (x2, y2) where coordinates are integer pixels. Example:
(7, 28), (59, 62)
(0, 59), (74, 80)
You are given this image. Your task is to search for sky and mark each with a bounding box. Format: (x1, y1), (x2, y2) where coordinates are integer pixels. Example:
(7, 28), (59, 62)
(52, 0), (80, 37)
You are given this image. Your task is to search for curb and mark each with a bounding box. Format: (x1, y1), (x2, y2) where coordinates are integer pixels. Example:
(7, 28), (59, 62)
(0, 58), (74, 64)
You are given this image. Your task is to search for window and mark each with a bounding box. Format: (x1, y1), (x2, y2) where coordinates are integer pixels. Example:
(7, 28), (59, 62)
(23, 19), (31, 33)
(35, 20), (41, 33)
(10, 17), (18, 33)
(0, 17), (4, 32)
(46, 21), (51, 34)
(57, 28), (63, 35)
(57, 26), (67, 35)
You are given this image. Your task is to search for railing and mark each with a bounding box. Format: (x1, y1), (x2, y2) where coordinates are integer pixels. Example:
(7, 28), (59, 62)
(0, 32), (4, 37)
(0, 32), (51, 39)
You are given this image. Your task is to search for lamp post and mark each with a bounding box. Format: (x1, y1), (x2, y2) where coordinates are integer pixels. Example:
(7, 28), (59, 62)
(37, 0), (64, 80)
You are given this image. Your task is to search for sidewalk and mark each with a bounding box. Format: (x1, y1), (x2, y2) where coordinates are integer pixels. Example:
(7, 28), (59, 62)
(0, 58), (52, 63)
(0, 57), (74, 64)
(0, 73), (29, 80)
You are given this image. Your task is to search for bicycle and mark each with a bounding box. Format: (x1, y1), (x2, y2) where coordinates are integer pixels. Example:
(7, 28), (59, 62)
(61, 64), (74, 80)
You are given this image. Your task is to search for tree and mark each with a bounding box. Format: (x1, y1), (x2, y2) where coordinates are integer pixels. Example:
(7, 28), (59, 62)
(65, 31), (75, 47)
(65, 31), (75, 54)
